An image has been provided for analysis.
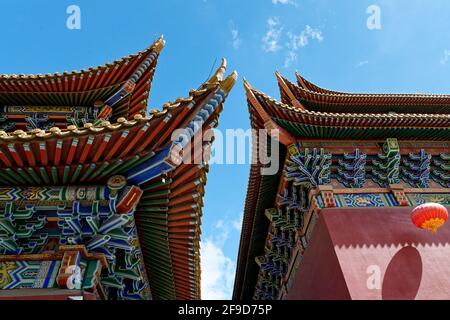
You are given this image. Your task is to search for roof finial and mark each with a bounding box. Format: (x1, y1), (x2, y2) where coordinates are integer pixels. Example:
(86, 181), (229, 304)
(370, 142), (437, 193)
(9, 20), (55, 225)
(208, 58), (227, 83)
(221, 71), (238, 94)
(154, 36), (166, 54)
(243, 78), (253, 91)
(275, 70), (283, 82)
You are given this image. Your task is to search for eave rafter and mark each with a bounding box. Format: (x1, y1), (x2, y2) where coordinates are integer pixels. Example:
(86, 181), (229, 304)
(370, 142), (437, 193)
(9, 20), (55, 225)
(133, 61), (237, 300)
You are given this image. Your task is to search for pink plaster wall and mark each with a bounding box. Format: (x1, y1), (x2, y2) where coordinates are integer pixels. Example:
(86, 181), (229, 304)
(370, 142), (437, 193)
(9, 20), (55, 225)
(287, 207), (450, 300)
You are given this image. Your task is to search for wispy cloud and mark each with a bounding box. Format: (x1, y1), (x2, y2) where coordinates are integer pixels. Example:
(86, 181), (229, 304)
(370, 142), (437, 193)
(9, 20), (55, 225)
(440, 50), (450, 65)
(261, 17), (324, 67)
(229, 21), (242, 50)
(356, 60), (369, 68)
(272, 0), (297, 6)
(285, 25), (323, 67)
(262, 17), (283, 52)
(232, 213), (243, 232)
(287, 26), (323, 50)
(201, 214), (242, 300)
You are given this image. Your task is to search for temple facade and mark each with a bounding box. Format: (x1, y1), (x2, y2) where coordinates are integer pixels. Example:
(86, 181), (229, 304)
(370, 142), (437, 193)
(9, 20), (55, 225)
(0, 38), (237, 300)
(233, 72), (450, 300)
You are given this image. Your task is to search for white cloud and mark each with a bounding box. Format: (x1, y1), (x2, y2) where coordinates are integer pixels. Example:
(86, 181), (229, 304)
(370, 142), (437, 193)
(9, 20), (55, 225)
(261, 18), (324, 67)
(440, 50), (450, 65)
(272, 0), (297, 6)
(214, 219), (229, 244)
(229, 21), (242, 50)
(356, 60), (369, 68)
(232, 213), (243, 232)
(262, 17), (283, 52)
(285, 25), (323, 67)
(201, 214), (243, 300)
(201, 239), (235, 300)
(284, 51), (298, 69)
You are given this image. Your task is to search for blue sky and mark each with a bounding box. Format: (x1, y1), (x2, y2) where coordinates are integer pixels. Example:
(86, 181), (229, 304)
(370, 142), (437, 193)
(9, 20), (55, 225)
(1, 0), (450, 300)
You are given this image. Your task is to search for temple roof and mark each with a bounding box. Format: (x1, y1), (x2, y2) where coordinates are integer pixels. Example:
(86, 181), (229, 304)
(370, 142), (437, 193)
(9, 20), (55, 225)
(0, 38), (165, 130)
(247, 76), (450, 141)
(0, 52), (237, 300)
(0, 62), (236, 147)
(0, 37), (163, 91)
(234, 73), (450, 300)
(278, 72), (450, 114)
(130, 62), (237, 300)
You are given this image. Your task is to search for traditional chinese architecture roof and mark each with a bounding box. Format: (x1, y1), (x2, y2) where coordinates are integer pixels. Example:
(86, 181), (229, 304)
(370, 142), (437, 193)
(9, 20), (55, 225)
(0, 39), (237, 300)
(284, 72), (450, 114)
(0, 37), (165, 131)
(233, 72), (450, 300)
(245, 73), (450, 141)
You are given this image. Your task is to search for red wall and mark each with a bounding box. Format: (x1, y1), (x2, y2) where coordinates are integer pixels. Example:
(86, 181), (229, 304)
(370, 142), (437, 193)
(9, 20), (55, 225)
(287, 207), (450, 300)
(286, 210), (351, 300)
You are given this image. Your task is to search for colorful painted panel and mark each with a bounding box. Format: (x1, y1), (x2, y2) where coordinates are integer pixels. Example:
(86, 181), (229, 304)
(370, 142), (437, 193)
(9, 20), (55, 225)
(407, 193), (450, 206)
(0, 260), (60, 289)
(317, 192), (450, 208)
(333, 193), (398, 208)
(0, 105), (98, 131)
(0, 186), (109, 202)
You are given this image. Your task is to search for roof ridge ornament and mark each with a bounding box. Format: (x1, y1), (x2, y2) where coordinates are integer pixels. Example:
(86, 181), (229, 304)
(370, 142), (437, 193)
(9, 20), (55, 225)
(275, 71), (306, 111)
(221, 71), (238, 94)
(208, 58), (227, 84)
(243, 78), (253, 91)
(153, 35), (166, 54)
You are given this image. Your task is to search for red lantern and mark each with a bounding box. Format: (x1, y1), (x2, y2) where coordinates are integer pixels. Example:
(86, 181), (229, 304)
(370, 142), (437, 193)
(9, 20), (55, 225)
(411, 203), (448, 233)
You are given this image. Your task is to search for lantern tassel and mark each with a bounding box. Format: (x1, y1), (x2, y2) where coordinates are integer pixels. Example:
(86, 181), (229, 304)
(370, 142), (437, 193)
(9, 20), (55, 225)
(421, 218), (446, 234)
